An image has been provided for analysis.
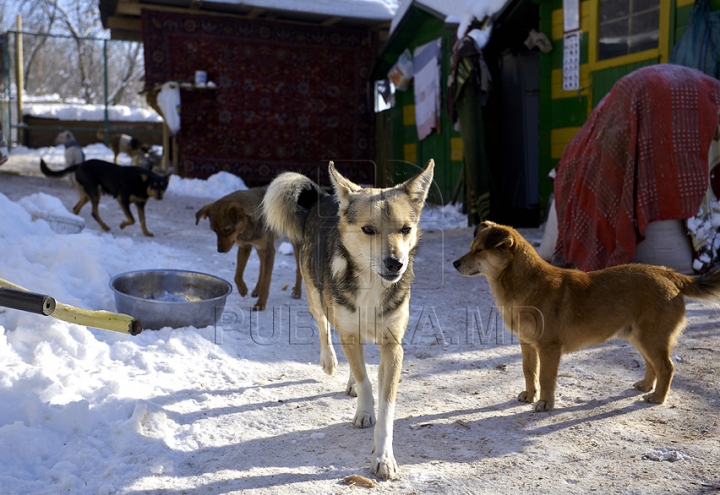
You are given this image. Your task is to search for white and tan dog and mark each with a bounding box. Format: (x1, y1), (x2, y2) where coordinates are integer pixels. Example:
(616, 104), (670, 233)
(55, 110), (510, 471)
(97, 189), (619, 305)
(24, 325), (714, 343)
(262, 160), (434, 479)
(55, 130), (85, 167)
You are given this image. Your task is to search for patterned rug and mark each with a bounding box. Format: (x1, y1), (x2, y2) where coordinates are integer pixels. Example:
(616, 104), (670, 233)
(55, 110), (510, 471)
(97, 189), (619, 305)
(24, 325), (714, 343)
(142, 10), (377, 186)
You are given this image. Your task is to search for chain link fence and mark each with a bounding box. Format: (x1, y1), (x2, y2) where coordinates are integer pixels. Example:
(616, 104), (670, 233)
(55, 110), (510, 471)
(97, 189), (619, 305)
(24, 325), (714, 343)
(1, 28), (162, 149)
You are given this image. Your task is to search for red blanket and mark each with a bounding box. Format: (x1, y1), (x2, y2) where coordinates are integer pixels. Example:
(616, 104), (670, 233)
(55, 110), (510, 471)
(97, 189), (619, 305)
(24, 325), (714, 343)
(554, 65), (720, 271)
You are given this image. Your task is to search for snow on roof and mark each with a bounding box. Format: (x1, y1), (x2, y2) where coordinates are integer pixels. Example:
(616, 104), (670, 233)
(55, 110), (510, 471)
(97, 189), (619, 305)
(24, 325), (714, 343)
(205, 0), (398, 20)
(456, 0), (509, 38)
(390, 0), (467, 35)
(388, 0), (508, 37)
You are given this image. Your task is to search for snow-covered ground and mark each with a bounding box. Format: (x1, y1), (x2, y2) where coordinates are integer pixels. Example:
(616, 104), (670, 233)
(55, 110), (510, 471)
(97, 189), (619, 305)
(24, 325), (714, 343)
(0, 144), (719, 494)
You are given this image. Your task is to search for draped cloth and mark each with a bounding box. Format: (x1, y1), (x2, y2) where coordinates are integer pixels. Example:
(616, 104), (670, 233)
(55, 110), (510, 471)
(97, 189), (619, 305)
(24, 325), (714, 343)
(554, 65), (720, 271)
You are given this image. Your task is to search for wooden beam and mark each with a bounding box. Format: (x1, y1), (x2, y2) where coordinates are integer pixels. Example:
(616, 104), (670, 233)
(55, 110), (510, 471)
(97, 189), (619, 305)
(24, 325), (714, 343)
(107, 15), (141, 31)
(110, 28), (143, 42)
(321, 16), (342, 27)
(247, 8), (265, 18)
(116, 0), (142, 16)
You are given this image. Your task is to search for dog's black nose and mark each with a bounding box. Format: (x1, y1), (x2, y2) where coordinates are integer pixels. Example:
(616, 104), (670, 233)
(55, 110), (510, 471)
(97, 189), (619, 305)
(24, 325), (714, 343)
(453, 260), (461, 268)
(384, 257), (404, 274)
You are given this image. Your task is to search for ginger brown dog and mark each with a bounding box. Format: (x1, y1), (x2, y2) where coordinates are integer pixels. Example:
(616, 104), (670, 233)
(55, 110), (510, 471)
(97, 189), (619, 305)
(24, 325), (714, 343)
(195, 187), (302, 311)
(453, 221), (720, 411)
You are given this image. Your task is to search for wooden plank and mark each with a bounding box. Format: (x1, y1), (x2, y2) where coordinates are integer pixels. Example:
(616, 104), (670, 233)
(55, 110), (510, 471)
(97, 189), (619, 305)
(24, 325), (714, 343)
(107, 15), (141, 31)
(321, 16), (342, 26)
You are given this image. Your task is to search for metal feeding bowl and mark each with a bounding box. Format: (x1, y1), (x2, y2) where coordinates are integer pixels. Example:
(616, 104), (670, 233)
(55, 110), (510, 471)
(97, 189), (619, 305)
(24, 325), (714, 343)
(109, 270), (232, 330)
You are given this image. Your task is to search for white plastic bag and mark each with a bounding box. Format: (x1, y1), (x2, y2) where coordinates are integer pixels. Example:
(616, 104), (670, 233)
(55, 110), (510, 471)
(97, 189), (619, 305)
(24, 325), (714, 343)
(388, 49), (414, 91)
(157, 82), (181, 135)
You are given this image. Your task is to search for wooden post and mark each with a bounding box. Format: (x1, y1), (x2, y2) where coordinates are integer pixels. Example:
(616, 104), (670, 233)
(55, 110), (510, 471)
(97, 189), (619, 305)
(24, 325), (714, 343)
(172, 134), (178, 175)
(15, 15), (24, 145)
(162, 120), (170, 173)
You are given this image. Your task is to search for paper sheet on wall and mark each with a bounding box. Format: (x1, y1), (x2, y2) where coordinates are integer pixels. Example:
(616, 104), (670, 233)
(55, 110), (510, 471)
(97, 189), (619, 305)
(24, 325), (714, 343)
(563, 32), (580, 92)
(413, 39), (441, 141)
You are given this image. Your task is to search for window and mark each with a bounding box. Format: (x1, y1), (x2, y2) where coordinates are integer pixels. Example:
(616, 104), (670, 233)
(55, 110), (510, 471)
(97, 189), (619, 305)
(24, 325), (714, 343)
(598, 0), (660, 60)
(374, 79), (395, 113)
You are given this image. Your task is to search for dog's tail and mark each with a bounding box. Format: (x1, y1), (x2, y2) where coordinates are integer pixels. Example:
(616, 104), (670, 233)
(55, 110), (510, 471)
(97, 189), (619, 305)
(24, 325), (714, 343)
(674, 269), (720, 303)
(262, 172), (327, 244)
(40, 159), (79, 178)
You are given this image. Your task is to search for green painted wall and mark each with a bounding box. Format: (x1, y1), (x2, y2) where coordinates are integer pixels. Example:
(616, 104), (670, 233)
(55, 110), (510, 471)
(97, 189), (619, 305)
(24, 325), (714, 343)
(374, 9), (463, 205)
(537, 0), (716, 220)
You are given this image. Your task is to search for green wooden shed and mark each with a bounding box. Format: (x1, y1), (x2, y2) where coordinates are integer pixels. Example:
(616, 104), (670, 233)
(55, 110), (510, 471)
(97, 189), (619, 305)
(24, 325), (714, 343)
(492, 0), (720, 221)
(370, 0), (468, 207)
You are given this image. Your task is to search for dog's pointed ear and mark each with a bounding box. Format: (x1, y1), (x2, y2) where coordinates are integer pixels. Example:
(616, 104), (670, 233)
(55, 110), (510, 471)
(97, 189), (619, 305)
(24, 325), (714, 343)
(195, 205), (211, 225)
(227, 203), (245, 223)
(329, 161), (361, 210)
(484, 227), (514, 250)
(473, 220), (495, 238)
(399, 159), (434, 206)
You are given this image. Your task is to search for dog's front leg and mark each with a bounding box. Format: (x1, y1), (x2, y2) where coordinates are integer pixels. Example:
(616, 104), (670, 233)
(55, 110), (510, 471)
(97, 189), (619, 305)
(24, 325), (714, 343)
(91, 197), (111, 231)
(291, 242), (303, 299)
(306, 288), (337, 375)
(252, 245), (275, 311)
(371, 340), (403, 480)
(117, 197), (138, 232)
(134, 202), (153, 237)
(534, 344), (562, 412)
(518, 343), (539, 403)
(340, 339), (374, 428)
(234, 244), (252, 297)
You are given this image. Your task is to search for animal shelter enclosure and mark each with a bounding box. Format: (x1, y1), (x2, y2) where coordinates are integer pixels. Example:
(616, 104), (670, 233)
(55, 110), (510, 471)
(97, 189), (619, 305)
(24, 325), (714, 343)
(0, 25), (160, 149)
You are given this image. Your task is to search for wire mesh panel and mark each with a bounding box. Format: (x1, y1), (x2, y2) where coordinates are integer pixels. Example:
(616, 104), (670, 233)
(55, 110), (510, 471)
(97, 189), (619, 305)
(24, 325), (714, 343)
(1, 29), (160, 148)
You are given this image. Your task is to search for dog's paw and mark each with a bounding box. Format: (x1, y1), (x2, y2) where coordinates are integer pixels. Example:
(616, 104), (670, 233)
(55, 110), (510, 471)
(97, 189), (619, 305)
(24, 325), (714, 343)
(291, 288), (302, 299)
(345, 379), (357, 397)
(352, 410), (375, 428)
(518, 391), (537, 403)
(251, 303), (266, 311)
(237, 283), (249, 297)
(633, 379), (655, 392)
(643, 392), (666, 404)
(371, 453), (399, 481)
(533, 400), (554, 412)
(251, 289), (259, 298)
(320, 348), (338, 376)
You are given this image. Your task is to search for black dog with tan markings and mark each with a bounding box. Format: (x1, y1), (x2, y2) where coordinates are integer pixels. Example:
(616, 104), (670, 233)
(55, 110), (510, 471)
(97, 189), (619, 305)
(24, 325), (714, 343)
(40, 159), (169, 237)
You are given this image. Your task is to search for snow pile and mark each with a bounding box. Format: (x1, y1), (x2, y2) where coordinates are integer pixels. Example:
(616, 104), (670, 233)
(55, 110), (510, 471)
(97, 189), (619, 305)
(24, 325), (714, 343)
(0, 187), (253, 494)
(15, 142), (138, 168)
(420, 201), (468, 230)
(166, 171), (248, 198)
(24, 102), (162, 123)
(17, 192), (86, 234)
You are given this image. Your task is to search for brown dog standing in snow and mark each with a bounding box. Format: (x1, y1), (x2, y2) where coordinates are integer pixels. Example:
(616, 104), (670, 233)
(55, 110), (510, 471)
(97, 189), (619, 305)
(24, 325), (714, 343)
(453, 221), (720, 411)
(196, 187), (302, 311)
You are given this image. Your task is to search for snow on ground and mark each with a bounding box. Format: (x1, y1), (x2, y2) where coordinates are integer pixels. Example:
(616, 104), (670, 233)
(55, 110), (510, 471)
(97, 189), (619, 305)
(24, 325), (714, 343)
(0, 144), (719, 494)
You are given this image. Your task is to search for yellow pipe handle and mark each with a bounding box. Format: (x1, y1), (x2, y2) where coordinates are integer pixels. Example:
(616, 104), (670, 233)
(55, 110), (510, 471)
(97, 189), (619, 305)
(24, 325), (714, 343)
(0, 278), (142, 335)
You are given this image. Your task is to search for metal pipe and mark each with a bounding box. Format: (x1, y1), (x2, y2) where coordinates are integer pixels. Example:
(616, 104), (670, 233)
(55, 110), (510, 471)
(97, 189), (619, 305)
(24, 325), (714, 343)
(0, 278), (142, 336)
